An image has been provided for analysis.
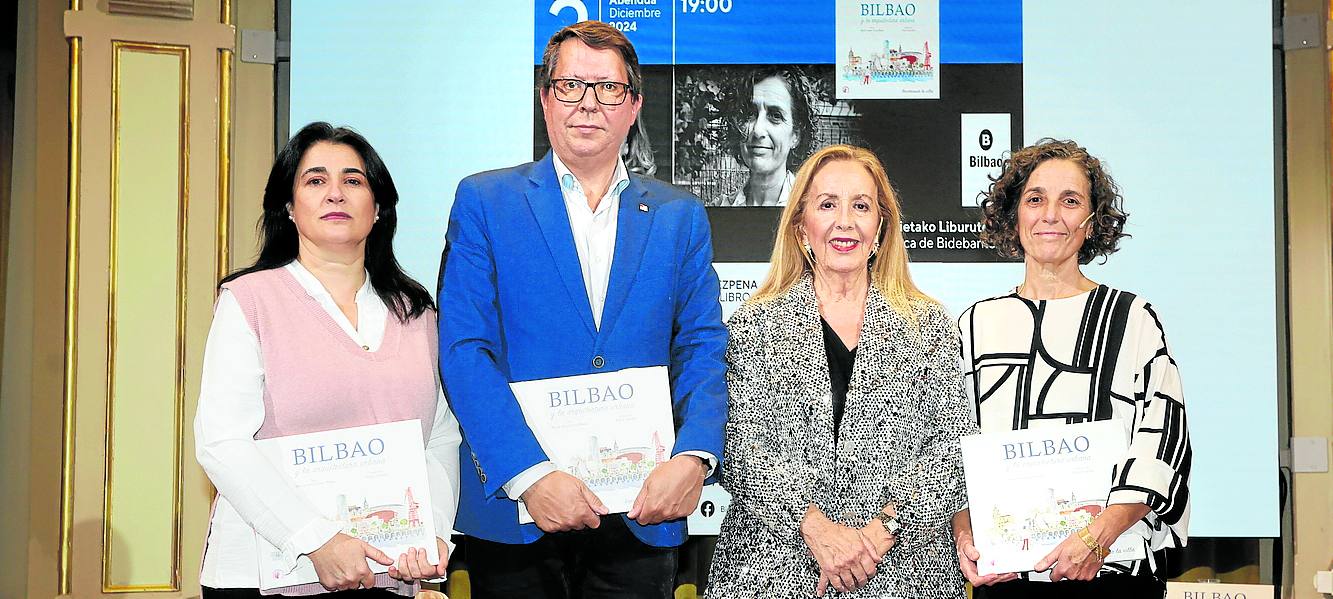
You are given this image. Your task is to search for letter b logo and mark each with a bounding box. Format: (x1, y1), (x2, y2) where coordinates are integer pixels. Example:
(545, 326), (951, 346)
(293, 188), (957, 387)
(979, 129), (994, 151)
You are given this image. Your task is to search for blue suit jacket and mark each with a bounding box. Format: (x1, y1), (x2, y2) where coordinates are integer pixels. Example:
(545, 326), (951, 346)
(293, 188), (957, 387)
(437, 153), (728, 547)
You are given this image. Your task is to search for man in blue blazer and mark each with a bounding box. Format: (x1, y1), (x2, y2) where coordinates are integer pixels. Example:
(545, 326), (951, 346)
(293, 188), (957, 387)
(437, 20), (727, 599)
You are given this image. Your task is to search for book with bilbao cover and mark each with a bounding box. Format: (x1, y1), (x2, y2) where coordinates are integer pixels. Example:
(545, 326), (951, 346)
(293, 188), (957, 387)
(509, 366), (675, 524)
(253, 419), (439, 590)
(961, 419), (1146, 575)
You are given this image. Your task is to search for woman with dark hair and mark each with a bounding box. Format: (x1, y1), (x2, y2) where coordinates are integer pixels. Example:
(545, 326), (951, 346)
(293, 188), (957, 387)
(194, 122), (461, 597)
(953, 139), (1191, 598)
(720, 66), (818, 207)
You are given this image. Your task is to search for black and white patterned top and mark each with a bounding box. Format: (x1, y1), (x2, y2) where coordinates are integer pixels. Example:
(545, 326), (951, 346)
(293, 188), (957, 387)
(958, 285), (1192, 579)
(707, 274), (975, 598)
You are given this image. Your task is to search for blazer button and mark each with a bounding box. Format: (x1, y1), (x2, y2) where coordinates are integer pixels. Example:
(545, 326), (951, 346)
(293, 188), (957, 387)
(592, 355), (605, 369)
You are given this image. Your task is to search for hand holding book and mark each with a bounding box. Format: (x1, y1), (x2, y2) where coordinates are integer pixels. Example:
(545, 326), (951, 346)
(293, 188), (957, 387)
(951, 510), (1019, 587)
(626, 454), (708, 525)
(308, 532), (394, 591)
(388, 537), (451, 582)
(521, 471), (609, 533)
(1032, 503), (1151, 582)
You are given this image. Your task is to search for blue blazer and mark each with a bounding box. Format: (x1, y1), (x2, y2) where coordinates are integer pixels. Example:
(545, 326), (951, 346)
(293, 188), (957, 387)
(437, 153), (728, 547)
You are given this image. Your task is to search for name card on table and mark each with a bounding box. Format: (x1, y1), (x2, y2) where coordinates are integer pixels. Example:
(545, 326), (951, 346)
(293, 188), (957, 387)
(1166, 582), (1273, 598)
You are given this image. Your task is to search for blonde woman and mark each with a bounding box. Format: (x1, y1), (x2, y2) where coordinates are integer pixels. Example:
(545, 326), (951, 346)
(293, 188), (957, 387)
(706, 145), (974, 598)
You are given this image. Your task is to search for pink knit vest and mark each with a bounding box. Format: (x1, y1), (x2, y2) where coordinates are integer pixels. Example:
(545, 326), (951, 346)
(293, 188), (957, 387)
(222, 267), (438, 442)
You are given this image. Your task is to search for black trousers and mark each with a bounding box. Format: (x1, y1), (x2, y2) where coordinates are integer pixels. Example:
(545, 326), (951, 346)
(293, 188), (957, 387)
(201, 588), (400, 598)
(465, 515), (678, 599)
(972, 573), (1165, 599)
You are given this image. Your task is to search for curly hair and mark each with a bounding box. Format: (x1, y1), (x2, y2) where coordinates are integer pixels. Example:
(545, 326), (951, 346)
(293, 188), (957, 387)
(726, 66), (818, 170)
(979, 138), (1129, 265)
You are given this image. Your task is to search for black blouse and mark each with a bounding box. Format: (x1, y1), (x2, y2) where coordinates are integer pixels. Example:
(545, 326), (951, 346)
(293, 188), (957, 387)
(820, 317), (856, 439)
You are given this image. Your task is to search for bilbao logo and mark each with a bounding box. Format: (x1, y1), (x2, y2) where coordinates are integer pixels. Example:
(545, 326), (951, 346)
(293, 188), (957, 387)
(550, 0), (589, 21)
(979, 128), (994, 151)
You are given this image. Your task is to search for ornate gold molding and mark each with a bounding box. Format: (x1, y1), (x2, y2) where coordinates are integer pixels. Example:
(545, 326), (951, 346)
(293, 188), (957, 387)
(102, 39), (190, 594)
(218, 47), (232, 281)
(218, 0), (234, 280)
(58, 31), (82, 599)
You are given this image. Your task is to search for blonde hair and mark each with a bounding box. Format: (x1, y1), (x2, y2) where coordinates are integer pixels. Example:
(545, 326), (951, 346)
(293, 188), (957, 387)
(750, 144), (934, 318)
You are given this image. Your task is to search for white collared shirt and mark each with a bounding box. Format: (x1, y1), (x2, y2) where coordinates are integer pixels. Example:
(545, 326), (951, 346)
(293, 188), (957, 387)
(552, 152), (630, 329)
(500, 155), (716, 502)
(195, 261), (461, 589)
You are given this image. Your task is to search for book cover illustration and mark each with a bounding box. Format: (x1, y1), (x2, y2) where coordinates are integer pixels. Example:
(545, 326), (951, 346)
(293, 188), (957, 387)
(961, 420), (1146, 575)
(509, 366), (675, 524)
(254, 419), (439, 590)
(836, 0), (940, 99)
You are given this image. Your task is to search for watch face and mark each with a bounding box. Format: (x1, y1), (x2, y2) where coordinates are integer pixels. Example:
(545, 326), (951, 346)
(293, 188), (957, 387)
(879, 513), (900, 534)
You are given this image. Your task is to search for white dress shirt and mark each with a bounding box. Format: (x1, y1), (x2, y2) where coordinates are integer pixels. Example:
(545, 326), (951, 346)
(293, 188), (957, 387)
(500, 155), (715, 502)
(195, 261), (461, 589)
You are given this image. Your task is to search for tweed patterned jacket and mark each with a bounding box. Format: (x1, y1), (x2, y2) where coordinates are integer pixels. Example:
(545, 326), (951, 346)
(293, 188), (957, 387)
(706, 275), (976, 599)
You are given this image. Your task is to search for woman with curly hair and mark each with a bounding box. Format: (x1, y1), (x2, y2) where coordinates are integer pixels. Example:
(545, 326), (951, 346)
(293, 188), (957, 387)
(953, 139), (1192, 598)
(721, 66), (818, 207)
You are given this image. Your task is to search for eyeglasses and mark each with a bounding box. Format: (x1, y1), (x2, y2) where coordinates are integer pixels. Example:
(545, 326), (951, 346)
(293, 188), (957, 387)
(548, 78), (635, 106)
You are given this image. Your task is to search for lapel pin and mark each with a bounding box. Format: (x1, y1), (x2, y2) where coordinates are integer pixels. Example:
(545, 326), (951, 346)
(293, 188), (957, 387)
(638, 203), (649, 212)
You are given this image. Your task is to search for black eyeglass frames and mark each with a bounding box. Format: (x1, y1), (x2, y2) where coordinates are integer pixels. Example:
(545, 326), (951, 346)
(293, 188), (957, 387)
(548, 78), (635, 105)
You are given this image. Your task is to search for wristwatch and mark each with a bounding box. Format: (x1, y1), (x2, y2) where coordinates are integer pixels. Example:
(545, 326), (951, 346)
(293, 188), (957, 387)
(876, 511), (902, 537)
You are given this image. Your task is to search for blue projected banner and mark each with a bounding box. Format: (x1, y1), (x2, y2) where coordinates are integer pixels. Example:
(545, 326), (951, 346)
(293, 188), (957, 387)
(533, 0), (1026, 263)
(535, 0), (1022, 64)
(294, 0), (1279, 540)
(538, 0), (674, 63)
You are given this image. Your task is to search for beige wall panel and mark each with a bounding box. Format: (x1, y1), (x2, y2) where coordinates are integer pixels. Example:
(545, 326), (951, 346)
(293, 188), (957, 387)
(104, 44), (187, 592)
(2, 0), (244, 597)
(65, 9), (234, 52)
(1283, 2), (1333, 599)
(228, 0), (275, 269)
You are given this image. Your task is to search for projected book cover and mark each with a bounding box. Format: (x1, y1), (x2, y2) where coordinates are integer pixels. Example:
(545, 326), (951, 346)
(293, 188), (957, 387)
(837, 0), (940, 99)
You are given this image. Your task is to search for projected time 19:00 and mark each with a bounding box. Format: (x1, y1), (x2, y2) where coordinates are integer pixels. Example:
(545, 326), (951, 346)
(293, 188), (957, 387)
(681, 0), (733, 13)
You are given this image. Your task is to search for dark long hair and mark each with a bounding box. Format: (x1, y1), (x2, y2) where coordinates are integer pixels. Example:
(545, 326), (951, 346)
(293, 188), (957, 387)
(220, 121), (434, 321)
